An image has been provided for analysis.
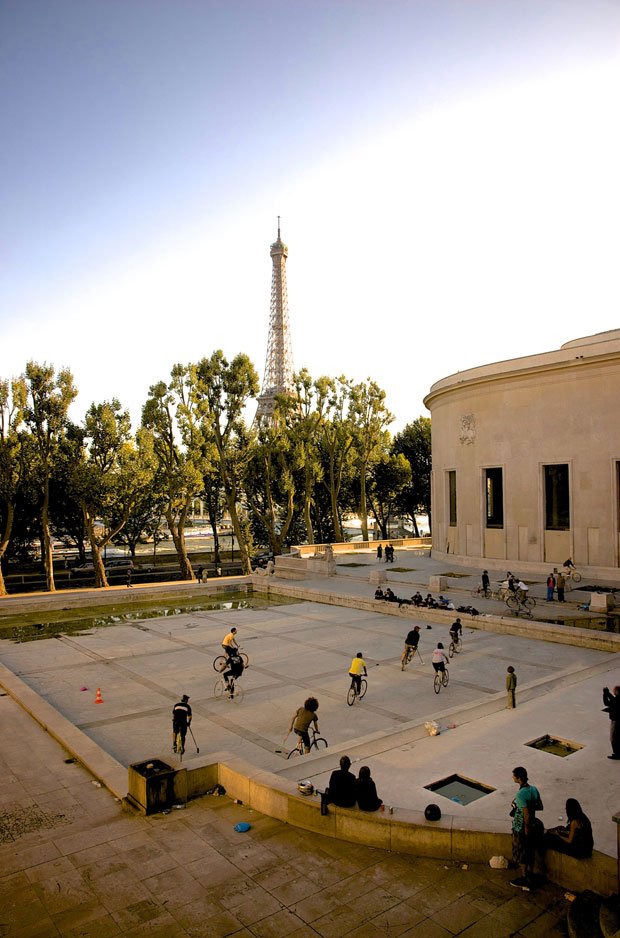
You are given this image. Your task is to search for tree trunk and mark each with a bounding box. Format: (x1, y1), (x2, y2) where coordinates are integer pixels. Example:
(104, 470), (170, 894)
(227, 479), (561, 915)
(166, 505), (194, 580)
(83, 511), (109, 588)
(0, 501), (15, 597)
(303, 474), (314, 545)
(41, 482), (55, 592)
(223, 493), (251, 574)
(359, 468), (369, 541)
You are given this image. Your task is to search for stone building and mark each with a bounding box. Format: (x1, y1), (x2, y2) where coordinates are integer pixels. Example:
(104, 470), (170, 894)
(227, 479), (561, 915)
(423, 329), (620, 577)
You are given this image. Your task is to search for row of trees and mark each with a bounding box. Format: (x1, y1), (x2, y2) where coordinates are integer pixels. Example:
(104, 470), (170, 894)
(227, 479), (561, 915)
(0, 355), (431, 595)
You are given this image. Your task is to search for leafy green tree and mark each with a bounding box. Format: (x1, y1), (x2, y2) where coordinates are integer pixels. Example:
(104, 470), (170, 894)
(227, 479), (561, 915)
(367, 452), (412, 539)
(349, 380), (393, 541)
(108, 431), (166, 559)
(244, 417), (297, 555)
(319, 377), (355, 543)
(0, 377), (27, 595)
(21, 362), (77, 591)
(200, 443), (225, 570)
(142, 377), (203, 580)
(193, 351), (259, 575)
(392, 417), (432, 534)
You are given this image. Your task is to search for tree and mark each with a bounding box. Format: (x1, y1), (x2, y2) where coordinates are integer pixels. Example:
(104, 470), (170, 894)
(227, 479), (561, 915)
(349, 380), (393, 541)
(283, 370), (329, 545)
(319, 377), (355, 543)
(367, 452), (412, 539)
(142, 377), (203, 581)
(0, 377), (27, 595)
(392, 417), (432, 534)
(193, 352), (259, 575)
(244, 417), (297, 555)
(21, 362), (77, 592)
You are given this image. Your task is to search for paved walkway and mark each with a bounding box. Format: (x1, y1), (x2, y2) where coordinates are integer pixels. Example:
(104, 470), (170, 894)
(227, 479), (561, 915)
(1, 694), (569, 937)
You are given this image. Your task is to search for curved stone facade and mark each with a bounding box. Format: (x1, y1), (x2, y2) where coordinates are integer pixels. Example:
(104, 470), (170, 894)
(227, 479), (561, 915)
(423, 330), (620, 577)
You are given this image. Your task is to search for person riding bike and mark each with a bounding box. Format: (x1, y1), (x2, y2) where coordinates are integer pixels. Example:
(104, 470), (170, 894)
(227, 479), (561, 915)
(223, 653), (244, 697)
(431, 643), (449, 674)
(172, 694), (192, 752)
(349, 652), (367, 695)
(221, 627), (239, 658)
(402, 626), (420, 663)
(289, 697), (319, 753)
(449, 618), (462, 645)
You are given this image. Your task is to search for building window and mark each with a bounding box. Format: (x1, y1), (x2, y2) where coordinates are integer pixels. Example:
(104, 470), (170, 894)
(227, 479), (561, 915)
(448, 471), (457, 526)
(544, 464), (570, 530)
(617, 462), (620, 533)
(485, 468), (503, 528)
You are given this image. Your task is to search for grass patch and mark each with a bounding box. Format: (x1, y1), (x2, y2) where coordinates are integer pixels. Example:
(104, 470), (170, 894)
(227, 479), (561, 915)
(339, 562), (367, 568)
(389, 567), (415, 573)
(442, 572), (470, 578)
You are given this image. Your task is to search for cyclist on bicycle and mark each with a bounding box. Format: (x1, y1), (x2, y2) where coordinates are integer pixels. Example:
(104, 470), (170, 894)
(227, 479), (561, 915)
(402, 626), (420, 664)
(223, 653), (244, 697)
(563, 557), (575, 569)
(222, 627), (239, 658)
(431, 644), (449, 674)
(449, 618), (462, 645)
(289, 697), (319, 754)
(172, 694), (192, 752)
(349, 652), (367, 695)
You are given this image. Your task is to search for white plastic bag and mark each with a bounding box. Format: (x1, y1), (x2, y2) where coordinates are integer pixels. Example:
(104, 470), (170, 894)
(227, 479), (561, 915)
(424, 720), (440, 736)
(489, 856), (509, 869)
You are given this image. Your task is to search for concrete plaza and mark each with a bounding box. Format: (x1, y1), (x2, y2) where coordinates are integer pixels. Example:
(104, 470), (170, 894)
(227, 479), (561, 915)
(0, 548), (618, 935)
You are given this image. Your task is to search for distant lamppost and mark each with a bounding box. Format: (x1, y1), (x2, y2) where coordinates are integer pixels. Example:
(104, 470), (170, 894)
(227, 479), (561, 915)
(230, 530), (234, 562)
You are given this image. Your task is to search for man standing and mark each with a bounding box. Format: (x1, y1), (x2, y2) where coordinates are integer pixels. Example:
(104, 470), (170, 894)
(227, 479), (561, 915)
(510, 766), (543, 891)
(546, 572), (556, 602)
(603, 686), (620, 759)
(556, 571), (566, 602)
(481, 570), (490, 596)
(172, 694), (192, 753)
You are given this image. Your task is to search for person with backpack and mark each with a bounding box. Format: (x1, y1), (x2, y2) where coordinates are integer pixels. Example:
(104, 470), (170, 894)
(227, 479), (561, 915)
(510, 766), (544, 891)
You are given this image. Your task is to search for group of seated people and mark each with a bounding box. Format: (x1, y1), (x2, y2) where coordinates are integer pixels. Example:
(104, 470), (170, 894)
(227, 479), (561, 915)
(374, 588), (455, 610)
(323, 756), (383, 812)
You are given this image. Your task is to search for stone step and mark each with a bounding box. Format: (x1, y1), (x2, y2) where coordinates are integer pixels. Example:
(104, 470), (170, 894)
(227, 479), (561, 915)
(568, 890), (604, 938)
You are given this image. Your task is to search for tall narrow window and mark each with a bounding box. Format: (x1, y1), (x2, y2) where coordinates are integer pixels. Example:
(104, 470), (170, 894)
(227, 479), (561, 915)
(544, 464), (570, 530)
(448, 471), (457, 526)
(485, 468), (503, 528)
(617, 462), (620, 533)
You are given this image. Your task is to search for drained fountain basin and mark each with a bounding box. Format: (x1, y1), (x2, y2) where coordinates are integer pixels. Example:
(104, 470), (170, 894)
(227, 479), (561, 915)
(526, 734), (583, 757)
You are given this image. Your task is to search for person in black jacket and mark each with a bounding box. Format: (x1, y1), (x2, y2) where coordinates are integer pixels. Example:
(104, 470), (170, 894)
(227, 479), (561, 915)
(325, 756), (357, 807)
(603, 685), (620, 759)
(356, 765), (383, 811)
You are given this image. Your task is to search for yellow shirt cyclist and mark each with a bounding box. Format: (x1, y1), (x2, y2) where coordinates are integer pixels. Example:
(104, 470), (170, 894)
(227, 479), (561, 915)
(349, 652), (367, 694)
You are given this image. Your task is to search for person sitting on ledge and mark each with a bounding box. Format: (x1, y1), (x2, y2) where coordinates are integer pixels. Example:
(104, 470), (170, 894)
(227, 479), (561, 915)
(325, 755), (357, 808)
(374, 588), (385, 600)
(356, 765), (383, 812)
(543, 798), (593, 858)
(384, 588), (396, 602)
(412, 592), (423, 607)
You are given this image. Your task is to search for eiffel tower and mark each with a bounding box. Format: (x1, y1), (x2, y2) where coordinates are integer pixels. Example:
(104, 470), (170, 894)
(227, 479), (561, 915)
(255, 219), (295, 421)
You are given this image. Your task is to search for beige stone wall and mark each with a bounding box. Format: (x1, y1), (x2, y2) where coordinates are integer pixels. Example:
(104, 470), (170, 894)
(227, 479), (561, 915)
(424, 330), (620, 574)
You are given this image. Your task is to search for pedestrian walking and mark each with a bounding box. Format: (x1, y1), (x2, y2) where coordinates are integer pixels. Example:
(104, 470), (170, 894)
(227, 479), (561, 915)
(506, 666), (517, 708)
(377, 544), (383, 561)
(546, 572), (555, 602)
(556, 571), (565, 602)
(126, 568), (132, 588)
(603, 685), (620, 760)
(197, 565), (204, 584)
(481, 570), (490, 596)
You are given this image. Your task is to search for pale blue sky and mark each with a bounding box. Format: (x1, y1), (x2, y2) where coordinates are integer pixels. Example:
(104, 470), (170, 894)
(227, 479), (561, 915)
(2, 1), (619, 430)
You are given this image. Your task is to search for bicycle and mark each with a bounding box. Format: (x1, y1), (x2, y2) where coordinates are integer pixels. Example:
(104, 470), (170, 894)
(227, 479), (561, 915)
(505, 592), (536, 614)
(448, 635), (462, 657)
(401, 645), (424, 670)
(286, 726), (328, 758)
(347, 677), (368, 706)
(173, 728), (185, 761)
(213, 674), (245, 702)
(213, 647), (249, 672)
(562, 568), (582, 590)
(470, 586), (491, 599)
(433, 667), (449, 694)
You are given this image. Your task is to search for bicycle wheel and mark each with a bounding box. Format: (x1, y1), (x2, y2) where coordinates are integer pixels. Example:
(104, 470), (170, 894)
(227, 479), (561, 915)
(442, 669), (449, 687)
(213, 679), (225, 698)
(506, 594), (518, 610)
(433, 672), (441, 694)
(313, 736), (328, 750)
(228, 684), (244, 702)
(287, 742), (301, 759)
(448, 642), (455, 658)
(347, 686), (356, 706)
(571, 571), (582, 583)
(470, 588), (481, 599)
(523, 596), (536, 610)
(359, 679), (367, 699)
(454, 638), (462, 654)
(239, 652), (249, 668)
(213, 655), (227, 673)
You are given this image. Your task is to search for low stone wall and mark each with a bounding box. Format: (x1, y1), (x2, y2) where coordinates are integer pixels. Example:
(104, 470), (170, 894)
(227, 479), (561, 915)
(136, 753), (617, 898)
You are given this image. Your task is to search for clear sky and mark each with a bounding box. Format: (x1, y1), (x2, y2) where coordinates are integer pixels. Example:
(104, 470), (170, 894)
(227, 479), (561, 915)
(2, 0), (619, 432)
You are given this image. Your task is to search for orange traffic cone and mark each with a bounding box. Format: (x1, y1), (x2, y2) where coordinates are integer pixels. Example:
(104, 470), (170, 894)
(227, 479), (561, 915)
(94, 687), (104, 704)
